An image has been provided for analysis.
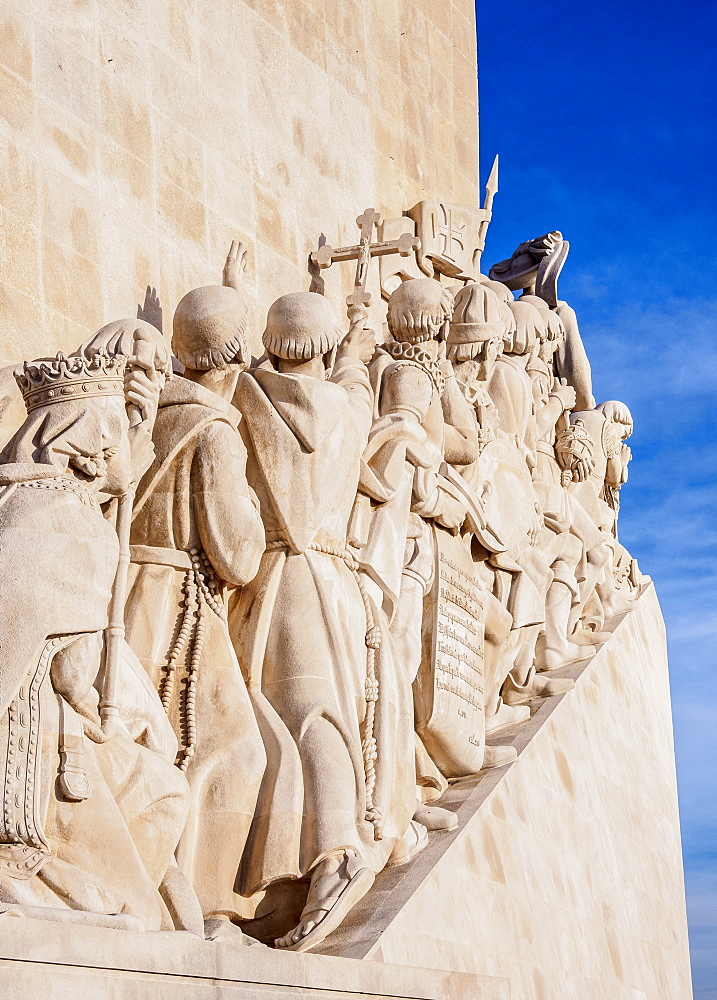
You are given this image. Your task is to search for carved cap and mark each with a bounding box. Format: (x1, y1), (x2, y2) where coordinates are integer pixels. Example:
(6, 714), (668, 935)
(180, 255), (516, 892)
(75, 319), (173, 377)
(173, 285), (250, 371)
(262, 292), (342, 361)
(519, 294), (565, 343)
(387, 278), (454, 344)
(505, 298), (545, 355)
(479, 274), (515, 306)
(448, 282), (510, 345)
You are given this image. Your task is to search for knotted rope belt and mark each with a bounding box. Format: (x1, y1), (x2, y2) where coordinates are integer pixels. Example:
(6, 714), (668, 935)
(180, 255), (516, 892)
(265, 538), (383, 841)
(154, 548), (225, 773)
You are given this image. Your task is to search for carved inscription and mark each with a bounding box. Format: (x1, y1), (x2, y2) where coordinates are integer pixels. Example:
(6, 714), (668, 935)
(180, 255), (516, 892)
(436, 554), (484, 714)
(415, 527), (486, 778)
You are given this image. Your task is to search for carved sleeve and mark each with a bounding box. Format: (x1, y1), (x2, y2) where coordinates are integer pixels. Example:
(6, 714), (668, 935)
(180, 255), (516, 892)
(554, 301), (596, 411)
(331, 357), (373, 437)
(380, 363), (434, 423)
(440, 374), (479, 466)
(193, 421), (266, 588)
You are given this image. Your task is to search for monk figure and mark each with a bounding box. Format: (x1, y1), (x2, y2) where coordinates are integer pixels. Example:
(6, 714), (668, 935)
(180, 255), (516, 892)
(231, 292), (417, 952)
(125, 243), (267, 931)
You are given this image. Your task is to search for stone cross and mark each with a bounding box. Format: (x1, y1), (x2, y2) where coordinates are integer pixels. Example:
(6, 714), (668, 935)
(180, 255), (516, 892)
(311, 209), (420, 323)
(433, 206), (466, 263)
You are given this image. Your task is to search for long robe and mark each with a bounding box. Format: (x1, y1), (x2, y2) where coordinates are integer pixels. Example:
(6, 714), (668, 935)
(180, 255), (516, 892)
(0, 463), (187, 927)
(230, 359), (415, 896)
(125, 376), (266, 919)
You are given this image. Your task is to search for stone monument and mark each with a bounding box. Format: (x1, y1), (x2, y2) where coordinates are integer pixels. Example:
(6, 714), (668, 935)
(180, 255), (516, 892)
(0, 2), (692, 998)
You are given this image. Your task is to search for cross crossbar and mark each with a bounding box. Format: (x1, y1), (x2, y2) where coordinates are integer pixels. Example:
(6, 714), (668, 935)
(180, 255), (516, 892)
(311, 208), (420, 322)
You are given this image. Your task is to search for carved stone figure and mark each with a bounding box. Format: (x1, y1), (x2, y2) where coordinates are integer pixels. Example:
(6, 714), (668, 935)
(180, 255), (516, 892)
(484, 297), (569, 703)
(490, 234), (595, 409)
(364, 278), (515, 810)
(447, 281), (542, 732)
(230, 292), (417, 953)
(0, 353), (190, 930)
(520, 294), (609, 672)
(0, 197), (647, 958)
(125, 249), (267, 930)
(561, 400), (638, 621)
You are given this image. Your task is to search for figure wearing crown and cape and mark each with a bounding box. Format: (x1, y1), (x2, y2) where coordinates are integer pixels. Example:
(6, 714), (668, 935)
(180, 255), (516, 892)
(0, 351), (193, 931)
(229, 292), (418, 953)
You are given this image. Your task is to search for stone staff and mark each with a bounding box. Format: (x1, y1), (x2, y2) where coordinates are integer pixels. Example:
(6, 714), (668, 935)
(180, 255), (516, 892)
(99, 329), (161, 733)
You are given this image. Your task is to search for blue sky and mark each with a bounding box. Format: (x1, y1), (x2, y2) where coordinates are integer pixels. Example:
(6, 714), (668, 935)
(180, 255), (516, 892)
(475, 1), (717, 995)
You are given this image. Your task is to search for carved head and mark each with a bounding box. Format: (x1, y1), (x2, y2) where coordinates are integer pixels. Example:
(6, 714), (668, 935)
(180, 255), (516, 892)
(74, 319), (173, 378)
(597, 400), (634, 440)
(519, 294), (565, 361)
(5, 352), (132, 495)
(504, 299), (544, 356)
(262, 292), (342, 363)
(386, 278), (454, 344)
(446, 282), (507, 382)
(479, 274), (515, 306)
(173, 285), (250, 371)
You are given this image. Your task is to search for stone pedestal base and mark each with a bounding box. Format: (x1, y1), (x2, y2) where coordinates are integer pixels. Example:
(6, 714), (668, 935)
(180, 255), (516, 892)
(0, 915), (508, 999)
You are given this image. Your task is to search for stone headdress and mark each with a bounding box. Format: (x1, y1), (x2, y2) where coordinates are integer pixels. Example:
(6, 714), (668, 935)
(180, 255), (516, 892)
(173, 285), (251, 370)
(386, 278), (454, 344)
(504, 298), (545, 356)
(519, 294), (565, 343)
(447, 281), (511, 362)
(2, 352), (127, 475)
(262, 292), (343, 361)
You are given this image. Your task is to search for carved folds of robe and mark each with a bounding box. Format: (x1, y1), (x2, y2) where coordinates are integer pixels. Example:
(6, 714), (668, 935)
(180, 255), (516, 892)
(0, 464), (188, 927)
(230, 358), (416, 896)
(125, 377), (266, 920)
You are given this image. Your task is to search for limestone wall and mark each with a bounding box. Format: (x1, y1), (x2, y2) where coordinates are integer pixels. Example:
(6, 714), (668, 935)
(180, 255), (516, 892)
(0, 0), (478, 363)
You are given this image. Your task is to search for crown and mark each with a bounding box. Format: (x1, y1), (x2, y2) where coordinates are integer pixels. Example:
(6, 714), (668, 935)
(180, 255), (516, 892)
(15, 351), (126, 414)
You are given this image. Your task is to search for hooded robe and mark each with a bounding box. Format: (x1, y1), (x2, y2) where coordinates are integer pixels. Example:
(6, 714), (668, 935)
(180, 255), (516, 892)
(125, 376), (266, 920)
(230, 358), (415, 896)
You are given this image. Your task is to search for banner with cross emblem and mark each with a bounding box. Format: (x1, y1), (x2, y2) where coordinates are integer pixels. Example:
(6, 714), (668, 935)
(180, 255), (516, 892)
(378, 155), (499, 296)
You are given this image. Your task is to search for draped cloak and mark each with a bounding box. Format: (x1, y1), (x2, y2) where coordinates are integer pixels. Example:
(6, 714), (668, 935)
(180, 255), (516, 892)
(125, 377), (266, 919)
(230, 360), (416, 896)
(0, 464), (187, 927)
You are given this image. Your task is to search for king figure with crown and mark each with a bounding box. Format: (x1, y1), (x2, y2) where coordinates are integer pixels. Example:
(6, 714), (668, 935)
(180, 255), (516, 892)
(0, 350), (199, 931)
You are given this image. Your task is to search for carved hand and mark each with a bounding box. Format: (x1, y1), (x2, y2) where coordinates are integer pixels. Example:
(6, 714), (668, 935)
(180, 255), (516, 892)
(125, 364), (164, 427)
(223, 240), (248, 290)
(570, 456), (592, 483)
(551, 377), (577, 411)
(436, 491), (468, 533)
(529, 501), (543, 545)
(337, 322), (376, 364)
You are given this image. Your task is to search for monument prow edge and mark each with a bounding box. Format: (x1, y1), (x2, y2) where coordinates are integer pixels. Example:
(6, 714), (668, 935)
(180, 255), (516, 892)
(315, 582), (692, 1000)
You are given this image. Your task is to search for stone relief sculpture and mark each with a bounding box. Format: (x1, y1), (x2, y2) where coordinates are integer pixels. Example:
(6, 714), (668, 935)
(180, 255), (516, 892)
(0, 207), (642, 951)
(0, 351), (193, 930)
(125, 247), (267, 935)
(231, 292), (419, 951)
